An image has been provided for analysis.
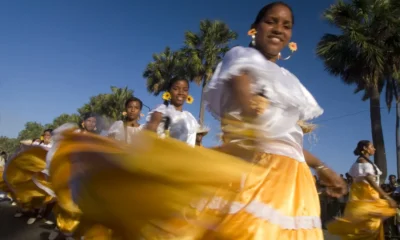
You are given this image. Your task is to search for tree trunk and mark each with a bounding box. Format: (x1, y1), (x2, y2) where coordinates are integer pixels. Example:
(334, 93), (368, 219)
(397, 100), (400, 178)
(198, 83), (206, 125)
(369, 85), (387, 182)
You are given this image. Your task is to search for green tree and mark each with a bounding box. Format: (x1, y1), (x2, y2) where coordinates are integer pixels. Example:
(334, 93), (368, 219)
(316, 0), (400, 179)
(78, 86), (134, 129)
(17, 122), (44, 141)
(183, 20), (238, 124)
(0, 136), (19, 156)
(143, 47), (187, 96)
(45, 113), (81, 129)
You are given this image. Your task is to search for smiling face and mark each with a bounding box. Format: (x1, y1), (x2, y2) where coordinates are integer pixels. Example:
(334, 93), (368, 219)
(254, 4), (293, 61)
(169, 80), (189, 107)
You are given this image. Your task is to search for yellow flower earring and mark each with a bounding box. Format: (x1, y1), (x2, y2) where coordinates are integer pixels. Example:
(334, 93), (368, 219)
(278, 42), (298, 60)
(40, 136), (44, 141)
(162, 92), (171, 101)
(186, 95), (194, 104)
(139, 112), (144, 120)
(248, 28), (257, 46)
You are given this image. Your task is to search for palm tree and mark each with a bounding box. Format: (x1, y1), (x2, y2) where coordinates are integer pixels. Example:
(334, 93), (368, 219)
(106, 86), (134, 120)
(143, 47), (187, 96)
(183, 20), (238, 125)
(316, 0), (400, 180)
(45, 113), (81, 129)
(385, 74), (400, 177)
(385, 39), (400, 176)
(77, 86), (134, 130)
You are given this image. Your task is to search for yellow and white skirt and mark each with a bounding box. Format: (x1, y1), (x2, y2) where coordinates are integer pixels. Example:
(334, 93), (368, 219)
(4, 146), (53, 209)
(49, 129), (322, 239)
(327, 181), (396, 239)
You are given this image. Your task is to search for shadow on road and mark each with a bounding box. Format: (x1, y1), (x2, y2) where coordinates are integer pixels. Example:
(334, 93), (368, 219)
(0, 201), (53, 240)
(0, 201), (340, 240)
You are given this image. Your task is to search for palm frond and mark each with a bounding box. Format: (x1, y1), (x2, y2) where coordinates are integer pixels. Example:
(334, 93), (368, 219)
(317, 0), (400, 102)
(143, 47), (187, 96)
(183, 19), (237, 86)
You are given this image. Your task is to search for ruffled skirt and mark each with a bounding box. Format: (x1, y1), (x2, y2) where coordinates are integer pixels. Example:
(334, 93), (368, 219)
(49, 129), (322, 239)
(327, 181), (396, 239)
(4, 146), (53, 209)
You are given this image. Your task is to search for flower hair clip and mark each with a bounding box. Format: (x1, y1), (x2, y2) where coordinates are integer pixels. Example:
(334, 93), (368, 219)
(162, 91), (194, 104)
(162, 92), (171, 101)
(186, 95), (194, 104)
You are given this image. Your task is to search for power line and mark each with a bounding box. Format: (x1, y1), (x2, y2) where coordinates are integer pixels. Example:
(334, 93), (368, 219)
(314, 106), (389, 124)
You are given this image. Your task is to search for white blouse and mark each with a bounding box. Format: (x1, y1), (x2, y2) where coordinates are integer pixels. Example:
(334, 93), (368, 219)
(108, 120), (143, 143)
(204, 46), (323, 162)
(349, 161), (382, 185)
(32, 141), (52, 150)
(146, 104), (198, 147)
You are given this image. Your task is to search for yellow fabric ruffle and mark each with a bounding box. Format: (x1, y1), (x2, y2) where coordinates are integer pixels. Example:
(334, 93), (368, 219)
(327, 181), (396, 239)
(49, 129), (323, 239)
(4, 146), (53, 208)
(202, 153), (323, 240)
(0, 166), (8, 193)
(49, 129), (259, 238)
(52, 204), (80, 234)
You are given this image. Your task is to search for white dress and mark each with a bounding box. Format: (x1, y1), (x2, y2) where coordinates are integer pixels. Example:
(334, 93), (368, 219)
(198, 46), (324, 235)
(204, 46), (323, 162)
(349, 161), (382, 185)
(146, 104), (198, 147)
(108, 120), (143, 144)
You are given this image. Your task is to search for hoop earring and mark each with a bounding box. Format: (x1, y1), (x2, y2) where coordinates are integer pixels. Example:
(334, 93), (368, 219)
(361, 150), (366, 155)
(278, 42), (298, 61)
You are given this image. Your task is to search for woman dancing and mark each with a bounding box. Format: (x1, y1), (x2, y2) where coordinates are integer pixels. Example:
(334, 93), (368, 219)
(47, 2), (347, 239)
(199, 2), (348, 239)
(108, 97), (144, 143)
(327, 140), (396, 239)
(146, 78), (198, 146)
(77, 112), (98, 134)
(4, 129), (54, 224)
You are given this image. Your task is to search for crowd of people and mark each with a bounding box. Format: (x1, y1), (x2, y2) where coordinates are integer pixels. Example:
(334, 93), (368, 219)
(0, 2), (397, 239)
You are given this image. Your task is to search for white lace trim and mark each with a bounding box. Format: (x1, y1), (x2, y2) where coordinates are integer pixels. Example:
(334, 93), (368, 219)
(191, 197), (321, 230)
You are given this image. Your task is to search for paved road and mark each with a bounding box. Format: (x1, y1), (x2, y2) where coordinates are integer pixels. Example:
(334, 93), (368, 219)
(0, 200), (54, 240)
(0, 200), (339, 240)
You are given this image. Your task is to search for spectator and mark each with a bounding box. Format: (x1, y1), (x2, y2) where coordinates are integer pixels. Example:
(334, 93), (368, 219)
(0, 151), (7, 166)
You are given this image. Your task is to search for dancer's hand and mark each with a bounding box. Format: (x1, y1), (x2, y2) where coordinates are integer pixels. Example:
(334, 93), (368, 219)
(384, 196), (398, 208)
(388, 198), (398, 208)
(318, 168), (348, 198)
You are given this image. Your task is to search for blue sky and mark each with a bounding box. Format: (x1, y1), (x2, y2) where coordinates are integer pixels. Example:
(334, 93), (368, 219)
(0, 0), (397, 177)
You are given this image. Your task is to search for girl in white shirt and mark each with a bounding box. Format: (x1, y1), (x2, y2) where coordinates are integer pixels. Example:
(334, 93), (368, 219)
(328, 140), (397, 239)
(108, 97), (144, 143)
(146, 78), (198, 147)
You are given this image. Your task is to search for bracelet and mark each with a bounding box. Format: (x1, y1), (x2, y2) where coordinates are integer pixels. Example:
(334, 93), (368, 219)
(315, 164), (329, 172)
